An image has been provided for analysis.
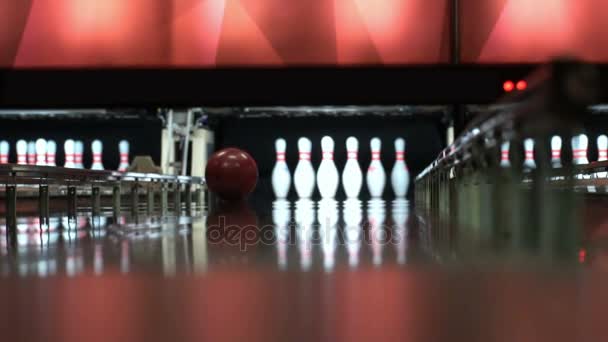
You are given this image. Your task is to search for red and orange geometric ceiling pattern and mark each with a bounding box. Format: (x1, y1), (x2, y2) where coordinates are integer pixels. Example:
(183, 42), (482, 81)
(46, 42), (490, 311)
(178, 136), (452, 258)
(0, 0), (450, 67)
(1, 0), (607, 68)
(461, 0), (608, 63)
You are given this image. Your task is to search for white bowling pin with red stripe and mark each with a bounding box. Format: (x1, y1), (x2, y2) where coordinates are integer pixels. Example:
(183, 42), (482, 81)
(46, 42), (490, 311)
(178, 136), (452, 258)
(572, 134), (589, 165)
(91, 140), (104, 170)
(342, 137), (362, 198)
(551, 136), (562, 168)
(118, 140), (130, 172)
(523, 138), (536, 169)
(74, 140), (84, 169)
(64, 139), (76, 168)
(27, 141), (36, 165)
(294, 137), (315, 198)
(271, 138), (291, 199)
(597, 135), (608, 178)
(35, 139), (47, 166)
(316, 136), (339, 198)
(0, 141), (9, 164)
(46, 140), (57, 166)
(500, 141), (510, 168)
(391, 138), (410, 198)
(366, 138), (386, 198)
(597, 135), (607, 162)
(16, 140), (27, 165)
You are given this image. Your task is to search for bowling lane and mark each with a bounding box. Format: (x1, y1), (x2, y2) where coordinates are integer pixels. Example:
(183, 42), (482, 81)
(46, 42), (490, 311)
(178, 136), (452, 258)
(1, 193), (608, 341)
(2, 188), (608, 341)
(2, 190), (606, 276)
(0, 196), (428, 276)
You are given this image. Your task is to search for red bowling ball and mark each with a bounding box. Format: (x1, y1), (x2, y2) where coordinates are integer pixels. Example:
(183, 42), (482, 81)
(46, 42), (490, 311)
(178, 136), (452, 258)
(205, 147), (258, 201)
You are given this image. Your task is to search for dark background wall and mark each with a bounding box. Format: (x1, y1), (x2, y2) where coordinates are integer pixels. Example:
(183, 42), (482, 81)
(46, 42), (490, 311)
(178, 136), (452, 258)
(0, 117), (162, 171)
(215, 115), (445, 203)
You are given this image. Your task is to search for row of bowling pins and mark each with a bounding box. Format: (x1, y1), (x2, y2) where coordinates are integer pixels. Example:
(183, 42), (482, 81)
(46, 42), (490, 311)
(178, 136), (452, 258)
(273, 199), (409, 270)
(501, 133), (608, 169)
(272, 136), (410, 199)
(0, 139), (130, 171)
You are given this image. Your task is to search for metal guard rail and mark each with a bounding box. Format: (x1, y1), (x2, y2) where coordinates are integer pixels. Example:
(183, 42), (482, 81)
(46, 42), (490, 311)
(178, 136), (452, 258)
(416, 59), (599, 183)
(0, 164), (206, 235)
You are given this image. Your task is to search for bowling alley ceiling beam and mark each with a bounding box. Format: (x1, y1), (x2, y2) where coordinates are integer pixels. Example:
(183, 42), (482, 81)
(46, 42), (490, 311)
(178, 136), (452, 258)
(0, 109), (107, 115)
(202, 105), (449, 118)
(0, 108), (150, 119)
(0, 66), (537, 107)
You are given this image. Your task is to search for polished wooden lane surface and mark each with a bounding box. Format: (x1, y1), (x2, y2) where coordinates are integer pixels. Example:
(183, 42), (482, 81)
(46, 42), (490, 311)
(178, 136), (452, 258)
(1, 195), (608, 341)
(0, 269), (607, 342)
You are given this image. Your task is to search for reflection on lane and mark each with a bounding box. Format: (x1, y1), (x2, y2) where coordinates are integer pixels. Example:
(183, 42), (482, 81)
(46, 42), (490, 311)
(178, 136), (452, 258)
(274, 198), (413, 272)
(393, 199), (410, 265)
(295, 199), (315, 271)
(0, 211), (202, 278)
(0, 199), (416, 278)
(318, 198), (338, 272)
(368, 199), (386, 266)
(344, 198), (362, 268)
(273, 199), (290, 270)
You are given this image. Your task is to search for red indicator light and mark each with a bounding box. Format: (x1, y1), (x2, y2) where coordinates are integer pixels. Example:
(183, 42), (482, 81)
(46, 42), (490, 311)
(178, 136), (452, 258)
(516, 80), (528, 91)
(503, 80), (514, 92)
(579, 249), (586, 263)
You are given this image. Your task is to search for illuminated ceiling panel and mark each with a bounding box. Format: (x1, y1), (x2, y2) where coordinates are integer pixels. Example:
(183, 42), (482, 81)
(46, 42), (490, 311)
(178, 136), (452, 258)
(462, 0), (608, 63)
(0, 0), (449, 67)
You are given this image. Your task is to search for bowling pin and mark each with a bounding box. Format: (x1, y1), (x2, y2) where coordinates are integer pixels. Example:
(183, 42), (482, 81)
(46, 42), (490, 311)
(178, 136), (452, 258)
(27, 141), (36, 165)
(74, 141), (84, 168)
(16, 140), (27, 165)
(366, 138), (386, 198)
(46, 140), (57, 166)
(0, 141), (9, 164)
(523, 138), (536, 169)
(118, 140), (130, 172)
(91, 140), (104, 170)
(342, 137), (363, 198)
(316, 136), (339, 198)
(597, 135), (607, 162)
(572, 134), (589, 165)
(551, 136), (562, 168)
(596, 135), (608, 179)
(35, 139), (47, 166)
(294, 137), (315, 198)
(500, 141), (510, 168)
(271, 138), (291, 198)
(391, 138), (410, 198)
(64, 139), (76, 168)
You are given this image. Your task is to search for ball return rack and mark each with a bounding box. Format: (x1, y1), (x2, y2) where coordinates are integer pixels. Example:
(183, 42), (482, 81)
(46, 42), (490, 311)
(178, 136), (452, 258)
(0, 164), (205, 235)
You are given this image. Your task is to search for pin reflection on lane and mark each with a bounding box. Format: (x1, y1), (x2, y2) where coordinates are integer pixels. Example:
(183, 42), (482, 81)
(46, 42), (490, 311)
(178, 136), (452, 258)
(343, 199), (363, 268)
(295, 199), (315, 271)
(272, 200), (291, 270)
(367, 199), (386, 266)
(392, 199), (410, 265)
(274, 198), (412, 271)
(318, 198), (338, 272)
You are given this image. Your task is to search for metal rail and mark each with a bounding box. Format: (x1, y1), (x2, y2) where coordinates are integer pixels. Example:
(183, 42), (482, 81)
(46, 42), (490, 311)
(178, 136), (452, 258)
(0, 164), (205, 235)
(413, 59), (601, 261)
